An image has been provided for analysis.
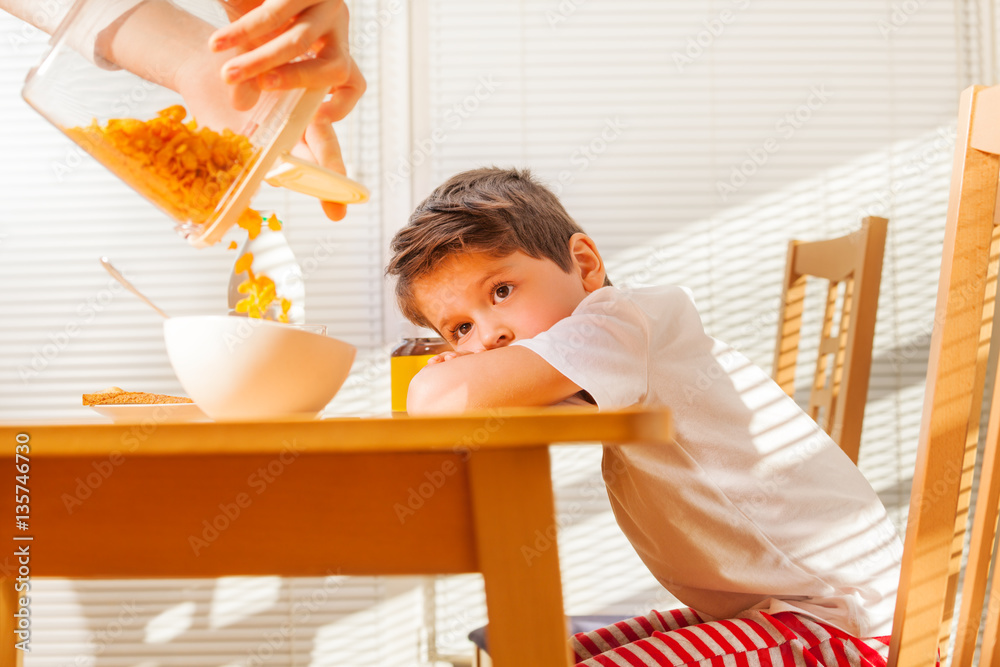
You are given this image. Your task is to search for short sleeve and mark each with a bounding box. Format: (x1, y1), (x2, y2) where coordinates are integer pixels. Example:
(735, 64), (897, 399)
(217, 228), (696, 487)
(513, 288), (649, 410)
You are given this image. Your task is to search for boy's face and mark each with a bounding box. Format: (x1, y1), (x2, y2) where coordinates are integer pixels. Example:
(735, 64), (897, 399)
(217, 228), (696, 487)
(411, 246), (598, 353)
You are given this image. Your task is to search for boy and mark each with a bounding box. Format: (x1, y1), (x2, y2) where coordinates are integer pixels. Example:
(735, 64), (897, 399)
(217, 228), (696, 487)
(387, 167), (902, 666)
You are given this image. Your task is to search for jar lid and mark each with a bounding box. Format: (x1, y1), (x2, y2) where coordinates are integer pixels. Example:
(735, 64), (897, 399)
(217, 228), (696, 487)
(264, 154), (369, 204)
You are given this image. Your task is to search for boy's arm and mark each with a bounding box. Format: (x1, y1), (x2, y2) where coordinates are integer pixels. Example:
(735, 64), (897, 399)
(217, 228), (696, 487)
(406, 346), (582, 415)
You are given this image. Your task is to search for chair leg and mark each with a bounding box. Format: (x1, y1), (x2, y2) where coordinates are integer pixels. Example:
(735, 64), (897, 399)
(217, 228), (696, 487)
(475, 646), (493, 667)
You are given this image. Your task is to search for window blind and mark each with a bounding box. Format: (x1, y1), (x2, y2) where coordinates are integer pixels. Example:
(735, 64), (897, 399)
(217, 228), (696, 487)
(418, 0), (965, 659)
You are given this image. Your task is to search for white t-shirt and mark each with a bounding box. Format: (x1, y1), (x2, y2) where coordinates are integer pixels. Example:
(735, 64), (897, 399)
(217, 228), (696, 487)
(513, 285), (902, 638)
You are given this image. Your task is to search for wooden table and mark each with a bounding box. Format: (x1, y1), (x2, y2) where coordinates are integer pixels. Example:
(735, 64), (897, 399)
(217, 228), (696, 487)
(0, 407), (671, 666)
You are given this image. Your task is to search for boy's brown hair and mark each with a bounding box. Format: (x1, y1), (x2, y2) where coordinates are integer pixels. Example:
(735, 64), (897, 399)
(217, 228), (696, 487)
(386, 166), (608, 327)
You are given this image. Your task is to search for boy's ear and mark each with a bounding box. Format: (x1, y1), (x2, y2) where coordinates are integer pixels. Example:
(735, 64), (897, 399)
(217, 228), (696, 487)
(568, 233), (606, 292)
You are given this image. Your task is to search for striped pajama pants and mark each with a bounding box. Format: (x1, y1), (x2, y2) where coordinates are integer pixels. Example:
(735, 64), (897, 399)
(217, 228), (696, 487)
(571, 607), (892, 667)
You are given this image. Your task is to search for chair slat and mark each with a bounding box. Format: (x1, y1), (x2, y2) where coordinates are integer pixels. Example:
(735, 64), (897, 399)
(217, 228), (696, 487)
(792, 236), (859, 282)
(940, 128), (1000, 667)
(773, 242), (807, 398)
(950, 225), (1000, 667)
(970, 86), (1000, 154)
(978, 575), (1000, 666)
(889, 84), (1000, 667)
(939, 273), (995, 661)
(818, 336), (841, 356)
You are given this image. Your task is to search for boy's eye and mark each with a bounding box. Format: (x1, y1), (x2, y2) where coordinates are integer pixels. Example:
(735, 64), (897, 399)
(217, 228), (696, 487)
(493, 284), (512, 302)
(445, 321), (473, 342)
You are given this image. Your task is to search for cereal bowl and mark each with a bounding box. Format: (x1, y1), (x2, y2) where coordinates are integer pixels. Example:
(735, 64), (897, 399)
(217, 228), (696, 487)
(164, 316), (355, 421)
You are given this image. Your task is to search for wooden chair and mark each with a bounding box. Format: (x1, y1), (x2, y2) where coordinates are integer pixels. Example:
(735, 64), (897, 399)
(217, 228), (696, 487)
(772, 216), (888, 464)
(889, 83), (1000, 666)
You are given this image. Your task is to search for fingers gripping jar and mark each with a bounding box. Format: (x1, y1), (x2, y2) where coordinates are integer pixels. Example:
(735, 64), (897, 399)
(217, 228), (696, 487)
(390, 329), (448, 413)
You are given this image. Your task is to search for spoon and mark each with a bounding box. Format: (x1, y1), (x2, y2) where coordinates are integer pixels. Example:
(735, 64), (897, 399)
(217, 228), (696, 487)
(99, 257), (170, 319)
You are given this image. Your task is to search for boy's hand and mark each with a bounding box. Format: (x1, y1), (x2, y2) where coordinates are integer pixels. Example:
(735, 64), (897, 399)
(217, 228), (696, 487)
(427, 350), (474, 365)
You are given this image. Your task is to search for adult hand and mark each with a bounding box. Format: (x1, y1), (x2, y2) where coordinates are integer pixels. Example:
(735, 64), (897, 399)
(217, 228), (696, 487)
(172, 42), (259, 134)
(209, 0), (366, 221)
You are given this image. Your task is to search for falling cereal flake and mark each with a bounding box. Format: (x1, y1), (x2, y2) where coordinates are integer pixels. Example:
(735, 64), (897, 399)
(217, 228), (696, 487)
(233, 250), (293, 322)
(237, 208), (263, 239)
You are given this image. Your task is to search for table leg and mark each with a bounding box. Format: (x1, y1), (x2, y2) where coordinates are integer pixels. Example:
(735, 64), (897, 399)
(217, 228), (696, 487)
(468, 446), (572, 667)
(1, 577), (22, 667)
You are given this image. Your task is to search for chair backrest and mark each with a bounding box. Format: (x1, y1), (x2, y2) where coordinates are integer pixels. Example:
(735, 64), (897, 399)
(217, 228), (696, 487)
(889, 84), (1000, 667)
(772, 216), (888, 464)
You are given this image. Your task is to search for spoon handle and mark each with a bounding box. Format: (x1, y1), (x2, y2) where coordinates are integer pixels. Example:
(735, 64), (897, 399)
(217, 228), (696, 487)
(100, 257), (170, 319)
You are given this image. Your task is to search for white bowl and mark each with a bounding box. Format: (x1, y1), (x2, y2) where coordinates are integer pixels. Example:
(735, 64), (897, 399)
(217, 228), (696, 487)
(164, 316), (356, 421)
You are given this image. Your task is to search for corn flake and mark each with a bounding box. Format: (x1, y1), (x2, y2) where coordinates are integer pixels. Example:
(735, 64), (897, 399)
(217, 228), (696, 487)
(233, 250), (292, 323)
(66, 105), (260, 233)
(237, 208), (263, 240)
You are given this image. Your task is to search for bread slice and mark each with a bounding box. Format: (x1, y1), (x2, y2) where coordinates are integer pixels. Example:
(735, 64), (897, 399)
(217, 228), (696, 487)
(83, 386), (193, 406)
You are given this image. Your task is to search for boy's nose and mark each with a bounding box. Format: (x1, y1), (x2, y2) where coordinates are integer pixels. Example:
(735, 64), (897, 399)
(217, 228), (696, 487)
(480, 322), (513, 350)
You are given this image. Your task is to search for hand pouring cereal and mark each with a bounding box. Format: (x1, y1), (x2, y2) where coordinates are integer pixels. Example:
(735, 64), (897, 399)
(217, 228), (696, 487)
(21, 2), (369, 247)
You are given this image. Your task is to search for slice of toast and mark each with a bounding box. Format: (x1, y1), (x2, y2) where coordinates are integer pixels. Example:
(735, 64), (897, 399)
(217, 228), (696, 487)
(82, 386), (193, 406)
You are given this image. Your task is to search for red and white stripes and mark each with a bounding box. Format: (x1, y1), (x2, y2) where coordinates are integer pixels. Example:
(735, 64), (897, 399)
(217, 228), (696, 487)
(571, 608), (895, 667)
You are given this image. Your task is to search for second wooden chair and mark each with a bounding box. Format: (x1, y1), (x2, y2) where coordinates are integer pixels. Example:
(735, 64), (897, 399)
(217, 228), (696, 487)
(772, 216), (888, 464)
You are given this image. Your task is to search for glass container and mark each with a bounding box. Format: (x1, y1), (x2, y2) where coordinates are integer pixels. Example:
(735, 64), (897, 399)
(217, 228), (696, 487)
(21, 0), (368, 248)
(390, 336), (449, 413)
